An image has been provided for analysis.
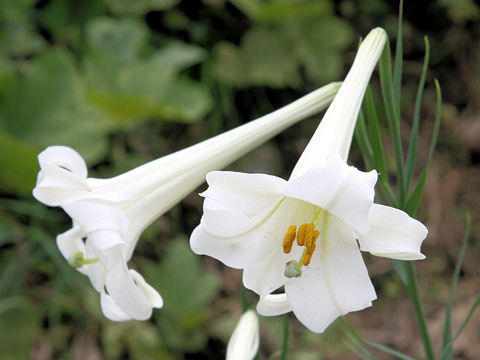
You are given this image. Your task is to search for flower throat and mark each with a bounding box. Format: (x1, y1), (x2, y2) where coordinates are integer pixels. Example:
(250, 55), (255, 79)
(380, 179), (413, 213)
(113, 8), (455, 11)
(282, 208), (328, 278)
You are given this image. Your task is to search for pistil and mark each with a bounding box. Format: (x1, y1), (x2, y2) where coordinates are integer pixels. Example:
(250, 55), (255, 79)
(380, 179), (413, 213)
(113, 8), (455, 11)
(69, 251), (99, 268)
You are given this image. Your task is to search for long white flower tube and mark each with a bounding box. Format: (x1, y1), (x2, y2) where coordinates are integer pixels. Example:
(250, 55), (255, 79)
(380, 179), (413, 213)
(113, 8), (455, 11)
(226, 310), (259, 360)
(190, 28), (428, 333)
(32, 82), (339, 321)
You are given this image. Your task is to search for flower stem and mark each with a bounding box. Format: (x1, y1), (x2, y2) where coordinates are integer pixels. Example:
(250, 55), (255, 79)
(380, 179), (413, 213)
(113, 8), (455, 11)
(280, 314), (289, 360)
(404, 261), (435, 360)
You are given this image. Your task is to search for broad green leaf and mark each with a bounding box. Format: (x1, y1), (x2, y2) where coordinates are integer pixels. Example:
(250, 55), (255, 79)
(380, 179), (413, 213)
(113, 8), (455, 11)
(286, 18), (354, 83)
(0, 132), (39, 196)
(0, 49), (113, 163)
(105, 0), (180, 15)
(231, 0), (332, 24)
(214, 27), (299, 87)
(86, 17), (147, 63)
(144, 239), (220, 318)
(242, 27), (300, 87)
(39, 0), (105, 46)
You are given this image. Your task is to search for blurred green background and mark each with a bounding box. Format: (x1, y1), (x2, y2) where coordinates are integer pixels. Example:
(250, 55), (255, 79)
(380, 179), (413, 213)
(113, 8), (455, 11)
(1, 0), (479, 359)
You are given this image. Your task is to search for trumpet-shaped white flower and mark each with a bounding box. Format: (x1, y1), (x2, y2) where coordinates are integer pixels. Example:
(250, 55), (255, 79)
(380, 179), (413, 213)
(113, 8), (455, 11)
(32, 82), (339, 321)
(190, 28), (428, 333)
(226, 310), (259, 360)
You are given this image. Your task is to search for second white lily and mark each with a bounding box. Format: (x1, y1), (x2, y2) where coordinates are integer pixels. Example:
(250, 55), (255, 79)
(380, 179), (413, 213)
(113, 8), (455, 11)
(32, 82), (339, 321)
(190, 28), (428, 333)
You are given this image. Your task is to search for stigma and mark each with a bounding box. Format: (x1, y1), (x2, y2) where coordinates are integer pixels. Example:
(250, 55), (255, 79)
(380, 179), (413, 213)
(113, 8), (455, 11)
(283, 223), (320, 278)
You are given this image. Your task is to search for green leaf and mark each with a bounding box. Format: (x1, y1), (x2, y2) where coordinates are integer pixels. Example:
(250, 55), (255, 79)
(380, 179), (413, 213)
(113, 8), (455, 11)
(404, 36), (430, 193)
(39, 0), (106, 46)
(0, 132), (40, 195)
(144, 239), (220, 318)
(0, 49), (113, 163)
(405, 80), (442, 216)
(392, 0), (404, 118)
(230, 0), (332, 24)
(86, 42), (210, 124)
(379, 41), (405, 206)
(86, 17), (147, 63)
(441, 214), (471, 360)
(241, 27), (301, 87)
(105, 0), (180, 15)
(355, 109), (374, 169)
(287, 18), (354, 83)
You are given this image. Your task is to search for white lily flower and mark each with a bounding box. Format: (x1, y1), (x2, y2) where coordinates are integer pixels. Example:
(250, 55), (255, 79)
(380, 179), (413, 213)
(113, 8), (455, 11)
(190, 28), (428, 333)
(32, 82), (339, 321)
(226, 310), (259, 360)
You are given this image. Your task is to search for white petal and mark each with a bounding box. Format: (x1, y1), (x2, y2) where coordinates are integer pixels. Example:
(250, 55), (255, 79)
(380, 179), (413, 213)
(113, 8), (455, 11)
(190, 225), (270, 269)
(256, 294), (291, 316)
(56, 225), (88, 275)
(104, 250), (155, 320)
(100, 291), (132, 321)
(357, 204), (427, 260)
(190, 197), (308, 269)
(284, 216), (376, 333)
(202, 171), (286, 217)
(226, 310), (259, 360)
(84, 239), (107, 292)
(200, 171), (285, 238)
(242, 244), (302, 298)
(285, 155), (377, 234)
(38, 146), (88, 177)
(33, 146), (90, 206)
(33, 164), (91, 206)
(290, 28), (387, 176)
(62, 201), (128, 236)
(129, 269), (163, 308)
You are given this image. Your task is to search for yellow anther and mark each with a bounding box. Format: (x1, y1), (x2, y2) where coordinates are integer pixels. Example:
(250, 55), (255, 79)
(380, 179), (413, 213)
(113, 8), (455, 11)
(302, 243), (316, 266)
(306, 229), (320, 249)
(282, 225), (297, 253)
(283, 222), (321, 271)
(296, 223), (307, 246)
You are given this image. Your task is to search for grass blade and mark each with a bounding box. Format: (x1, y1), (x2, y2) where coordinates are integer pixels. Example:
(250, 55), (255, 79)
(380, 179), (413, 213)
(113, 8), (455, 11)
(363, 338), (415, 360)
(355, 109), (374, 169)
(364, 87), (387, 179)
(441, 295), (480, 359)
(341, 318), (379, 360)
(405, 79), (442, 216)
(405, 36), (431, 192)
(380, 41), (406, 205)
(393, 0), (404, 118)
(441, 214), (472, 360)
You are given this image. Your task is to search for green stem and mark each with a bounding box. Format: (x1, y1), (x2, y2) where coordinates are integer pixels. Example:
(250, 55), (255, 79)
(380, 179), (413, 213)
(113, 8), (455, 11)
(280, 314), (289, 360)
(404, 262), (435, 360)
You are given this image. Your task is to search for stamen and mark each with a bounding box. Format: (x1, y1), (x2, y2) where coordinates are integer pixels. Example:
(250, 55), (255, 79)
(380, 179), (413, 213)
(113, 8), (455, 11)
(283, 220), (322, 275)
(297, 223), (314, 245)
(306, 230), (320, 249)
(302, 243), (316, 266)
(282, 225), (297, 253)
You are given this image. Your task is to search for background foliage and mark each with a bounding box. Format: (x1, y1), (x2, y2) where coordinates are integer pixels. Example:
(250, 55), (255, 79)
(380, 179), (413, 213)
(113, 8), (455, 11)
(0, 0), (479, 358)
